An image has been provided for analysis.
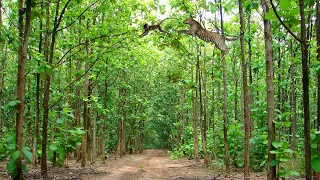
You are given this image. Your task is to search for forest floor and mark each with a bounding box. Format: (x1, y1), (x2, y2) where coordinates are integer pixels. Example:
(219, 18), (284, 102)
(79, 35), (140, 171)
(0, 149), (304, 180)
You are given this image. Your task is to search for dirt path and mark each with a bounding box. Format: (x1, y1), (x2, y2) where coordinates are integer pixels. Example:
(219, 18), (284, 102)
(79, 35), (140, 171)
(0, 149), (271, 180)
(81, 149), (218, 180)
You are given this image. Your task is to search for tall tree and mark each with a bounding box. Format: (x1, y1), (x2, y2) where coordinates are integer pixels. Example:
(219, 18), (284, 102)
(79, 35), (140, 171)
(299, 0), (311, 178)
(261, 0), (276, 179)
(42, 0), (72, 175)
(32, 0), (43, 167)
(0, 0), (4, 137)
(238, 0), (250, 178)
(316, 2), (320, 179)
(218, 0), (230, 172)
(15, 0), (32, 178)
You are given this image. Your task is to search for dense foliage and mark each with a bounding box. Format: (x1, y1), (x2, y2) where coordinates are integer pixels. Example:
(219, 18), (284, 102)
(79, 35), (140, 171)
(0, 0), (320, 179)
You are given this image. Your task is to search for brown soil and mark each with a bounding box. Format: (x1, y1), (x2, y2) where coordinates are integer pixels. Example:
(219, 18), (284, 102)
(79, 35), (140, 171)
(0, 149), (303, 180)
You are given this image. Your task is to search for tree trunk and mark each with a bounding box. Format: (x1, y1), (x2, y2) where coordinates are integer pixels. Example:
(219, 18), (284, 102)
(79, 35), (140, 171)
(15, 0), (31, 179)
(316, 4), (320, 180)
(202, 55), (208, 165)
(102, 59), (108, 163)
(299, 0), (311, 179)
(261, 1), (276, 179)
(192, 63), (199, 162)
(0, 44), (6, 137)
(0, 0), (4, 137)
(219, 1), (230, 172)
(82, 59), (89, 167)
(41, 0), (51, 175)
(75, 19), (82, 161)
(198, 47), (208, 166)
(247, 10), (254, 135)
(211, 51), (216, 159)
(33, 0), (43, 166)
(238, 0), (250, 177)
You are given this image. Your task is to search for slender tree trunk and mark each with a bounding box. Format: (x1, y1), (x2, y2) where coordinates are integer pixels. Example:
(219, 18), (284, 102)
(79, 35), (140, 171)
(33, 0), (43, 166)
(292, 75), (297, 151)
(316, 2), (320, 179)
(198, 49), (208, 166)
(75, 19), (82, 161)
(211, 51), (216, 159)
(202, 56), (208, 165)
(102, 59), (108, 163)
(299, 0), (311, 179)
(178, 85), (185, 150)
(15, 0), (31, 179)
(82, 58), (89, 167)
(218, 1), (230, 172)
(233, 54), (238, 122)
(316, 8), (320, 172)
(316, 0), (320, 168)
(0, 44), (6, 137)
(247, 10), (254, 135)
(238, 0), (250, 177)
(261, 1), (276, 179)
(0, 0), (3, 137)
(192, 63), (199, 162)
(41, 0), (50, 174)
(42, 0), (60, 174)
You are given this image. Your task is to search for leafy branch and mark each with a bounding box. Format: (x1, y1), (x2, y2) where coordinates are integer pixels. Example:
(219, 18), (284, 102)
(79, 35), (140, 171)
(269, 0), (301, 43)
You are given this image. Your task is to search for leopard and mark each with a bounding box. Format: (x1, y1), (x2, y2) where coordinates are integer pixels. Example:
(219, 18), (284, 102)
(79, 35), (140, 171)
(178, 18), (233, 54)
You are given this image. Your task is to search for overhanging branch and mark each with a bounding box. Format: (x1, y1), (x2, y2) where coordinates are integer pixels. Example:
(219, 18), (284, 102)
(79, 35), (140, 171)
(269, 0), (301, 43)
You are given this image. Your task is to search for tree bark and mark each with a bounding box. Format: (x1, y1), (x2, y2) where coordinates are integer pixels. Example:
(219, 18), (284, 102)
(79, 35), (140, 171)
(261, 0), (276, 179)
(192, 62), (199, 162)
(218, 0), (230, 172)
(211, 51), (216, 159)
(299, 0), (311, 179)
(82, 52), (90, 167)
(32, 0), (43, 167)
(198, 47), (208, 166)
(41, 0), (51, 174)
(15, 0), (32, 179)
(238, 0), (250, 177)
(102, 59), (108, 163)
(0, 0), (3, 137)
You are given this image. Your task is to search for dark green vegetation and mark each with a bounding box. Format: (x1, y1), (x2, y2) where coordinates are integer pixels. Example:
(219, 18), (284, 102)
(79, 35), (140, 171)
(0, 0), (320, 179)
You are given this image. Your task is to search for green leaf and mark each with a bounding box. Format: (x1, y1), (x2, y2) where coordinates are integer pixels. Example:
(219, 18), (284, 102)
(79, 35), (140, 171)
(270, 150), (280, 154)
(56, 118), (64, 124)
(289, 7), (300, 16)
(311, 156), (320, 172)
(280, 0), (290, 10)
(8, 100), (20, 107)
(272, 141), (283, 148)
(288, 171), (300, 176)
(283, 149), (294, 154)
(49, 145), (58, 151)
(265, 9), (277, 20)
(22, 164), (28, 174)
(279, 157), (290, 162)
(11, 150), (21, 160)
(271, 159), (279, 166)
(22, 147), (32, 163)
(210, 5), (216, 13)
(6, 159), (17, 172)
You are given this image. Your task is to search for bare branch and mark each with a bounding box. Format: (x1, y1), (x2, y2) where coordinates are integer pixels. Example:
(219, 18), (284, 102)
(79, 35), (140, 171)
(1, 6), (18, 29)
(55, 0), (72, 30)
(56, 0), (101, 32)
(49, 44), (125, 109)
(55, 30), (138, 65)
(269, 0), (301, 43)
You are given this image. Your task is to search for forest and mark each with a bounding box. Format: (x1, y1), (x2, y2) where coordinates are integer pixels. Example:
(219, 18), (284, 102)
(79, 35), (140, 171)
(0, 0), (320, 179)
